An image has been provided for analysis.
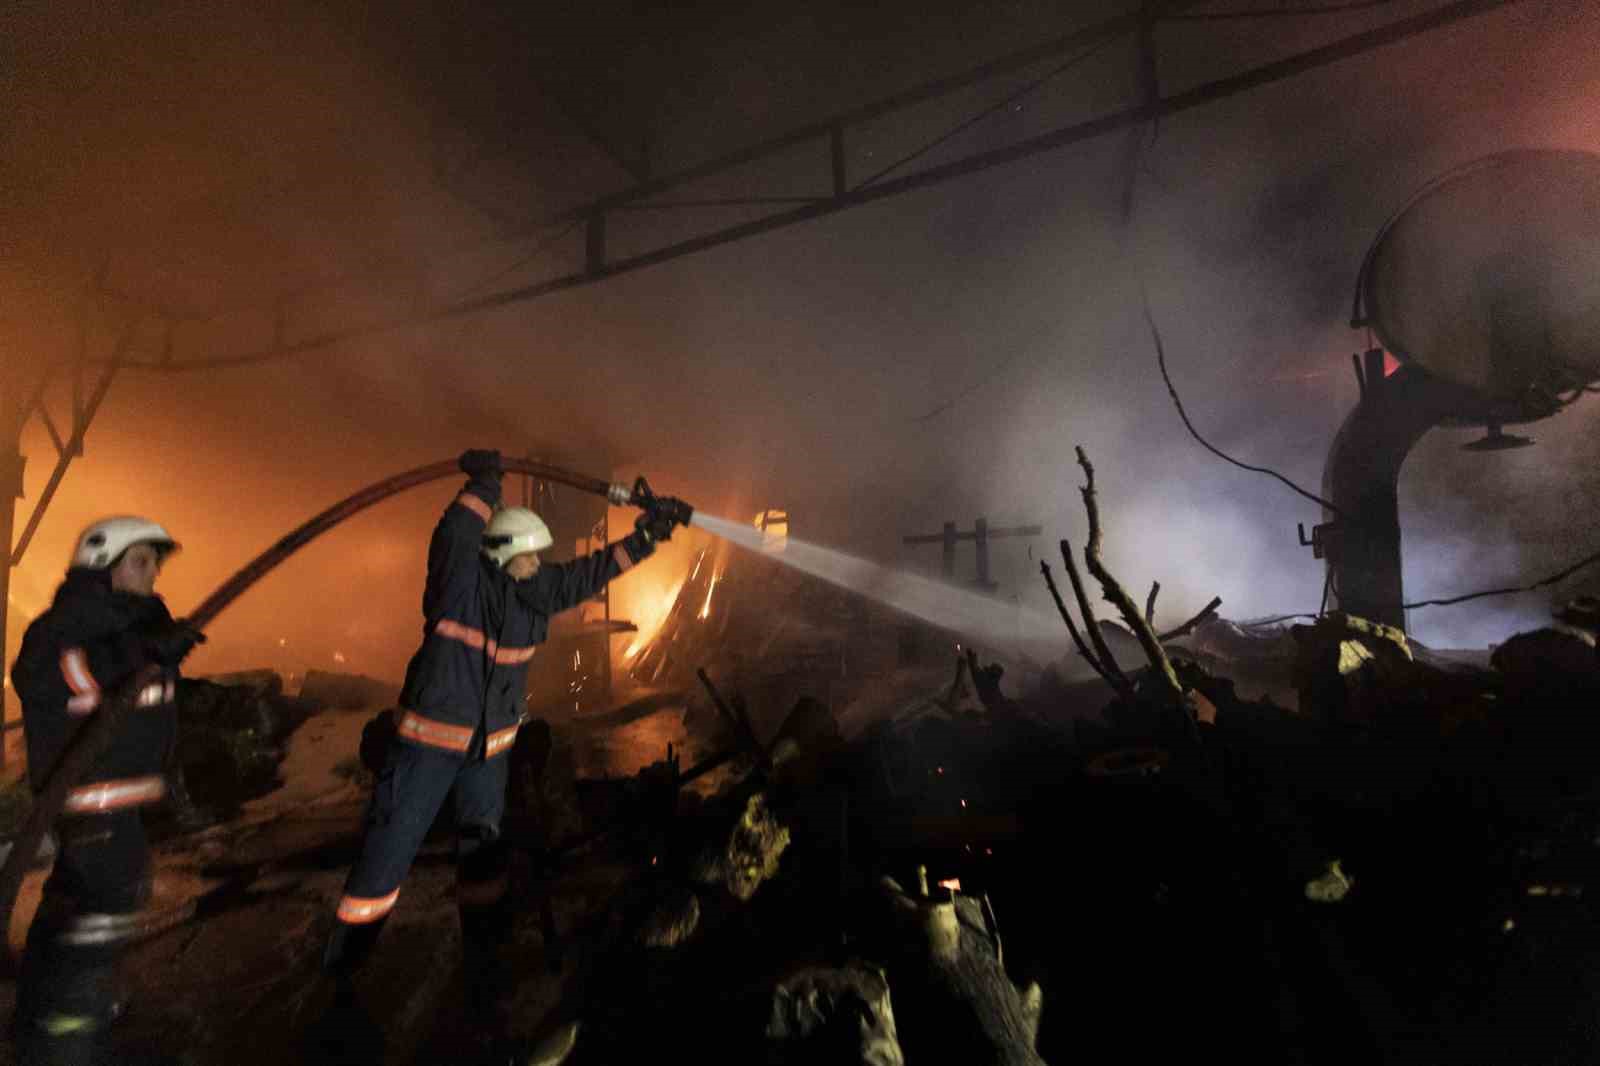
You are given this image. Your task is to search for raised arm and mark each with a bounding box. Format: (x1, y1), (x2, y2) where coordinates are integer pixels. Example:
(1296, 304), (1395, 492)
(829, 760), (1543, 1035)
(422, 450), (503, 618)
(512, 529), (656, 615)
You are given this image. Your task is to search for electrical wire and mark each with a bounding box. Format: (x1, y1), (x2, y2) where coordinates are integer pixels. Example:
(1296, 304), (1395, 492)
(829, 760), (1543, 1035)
(1399, 546), (1600, 608)
(856, 35), (1118, 189)
(909, 347), (1032, 422)
(1225, 546), (1600, 624)
(1144, 285), (1344, 515)
(442, 219), (584, 302)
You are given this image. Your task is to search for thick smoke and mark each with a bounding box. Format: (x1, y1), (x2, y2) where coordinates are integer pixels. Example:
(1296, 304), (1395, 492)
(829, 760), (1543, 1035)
(5, 0), (1600, 699)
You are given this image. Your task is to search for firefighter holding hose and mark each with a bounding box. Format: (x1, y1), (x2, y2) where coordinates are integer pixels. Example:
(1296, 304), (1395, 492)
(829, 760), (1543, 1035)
(8, 518), (205, 1066)
(313, 448), (685, 1061)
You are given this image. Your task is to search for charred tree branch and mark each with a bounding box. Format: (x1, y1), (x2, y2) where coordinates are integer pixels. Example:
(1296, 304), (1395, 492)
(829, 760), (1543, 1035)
(1145, 581), (1160, 626)
(1060, 538), (1131, 695)
(1159, 595), (1223, 642)
(942, 651), (973, 710)
(1074, 447), (1184, 705)
(1040, 560), (1117, 690)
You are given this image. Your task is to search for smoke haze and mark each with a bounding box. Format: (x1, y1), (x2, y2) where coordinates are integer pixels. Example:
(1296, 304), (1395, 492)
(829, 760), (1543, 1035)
(4, 0), (1600, 699)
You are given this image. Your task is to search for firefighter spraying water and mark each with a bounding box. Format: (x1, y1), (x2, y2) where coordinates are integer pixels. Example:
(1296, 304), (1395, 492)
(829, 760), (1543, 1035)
(2, 447), (1060, 1066)
(0, 453), (693, 1066)
(308, 450), (688, 1062)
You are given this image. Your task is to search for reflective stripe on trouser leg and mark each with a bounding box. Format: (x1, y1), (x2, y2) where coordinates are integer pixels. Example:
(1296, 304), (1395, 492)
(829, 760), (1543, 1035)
(326, 741), (463, 973)
(16, 810), (147, 1033)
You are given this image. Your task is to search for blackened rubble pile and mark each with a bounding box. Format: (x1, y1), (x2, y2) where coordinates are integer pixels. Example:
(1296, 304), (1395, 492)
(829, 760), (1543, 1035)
(476, 451), (1600, 1066)
(159, 670), (362, 828)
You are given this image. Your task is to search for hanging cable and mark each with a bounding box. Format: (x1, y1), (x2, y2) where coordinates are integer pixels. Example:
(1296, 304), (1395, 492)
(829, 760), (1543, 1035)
(1218, 545), (1600, 624)
(1144, 285), (1344, 515)
(1398, 546), (1600, 608)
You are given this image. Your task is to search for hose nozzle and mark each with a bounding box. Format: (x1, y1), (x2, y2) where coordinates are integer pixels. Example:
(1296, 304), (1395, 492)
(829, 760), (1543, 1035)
(629, 475), (695, 527)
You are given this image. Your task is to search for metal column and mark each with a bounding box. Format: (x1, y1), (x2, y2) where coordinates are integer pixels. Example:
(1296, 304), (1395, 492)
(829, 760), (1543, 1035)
(0, 415), (23, 760)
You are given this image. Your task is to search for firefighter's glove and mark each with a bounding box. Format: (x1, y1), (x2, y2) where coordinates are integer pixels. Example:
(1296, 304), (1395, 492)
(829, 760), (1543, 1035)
(638, 496), (690, 544)
(635, 510), (675, 545)
(458, 449), (503, 479)
(140, 618), (207, 667)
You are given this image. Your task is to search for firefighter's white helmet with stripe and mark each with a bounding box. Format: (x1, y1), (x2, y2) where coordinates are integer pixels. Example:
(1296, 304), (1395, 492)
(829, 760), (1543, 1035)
(482, 507), (553, 568)
(71, 516), (179, 570)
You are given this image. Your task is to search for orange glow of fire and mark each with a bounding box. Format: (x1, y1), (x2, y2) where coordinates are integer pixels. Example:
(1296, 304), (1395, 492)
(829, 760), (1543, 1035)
(752, 509), (789, 552)
(6, 580), (47, 621)
(622, 575), (688, 660)
(699, 571), (721, 620)
(938, 878), (961, 892)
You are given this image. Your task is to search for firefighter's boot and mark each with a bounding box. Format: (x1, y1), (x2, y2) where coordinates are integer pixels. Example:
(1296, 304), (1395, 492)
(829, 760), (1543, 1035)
(459, 895), (516, 1036)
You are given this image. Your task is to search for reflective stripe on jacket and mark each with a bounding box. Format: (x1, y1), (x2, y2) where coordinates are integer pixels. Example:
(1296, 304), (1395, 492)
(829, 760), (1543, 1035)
(9, 568), (179, 803)
(395, 474), (655, 758)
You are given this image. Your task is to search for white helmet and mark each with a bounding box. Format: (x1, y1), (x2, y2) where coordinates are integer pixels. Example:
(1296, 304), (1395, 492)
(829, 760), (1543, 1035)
(482, 507), (552, 568)
(71, 516), (179, 570)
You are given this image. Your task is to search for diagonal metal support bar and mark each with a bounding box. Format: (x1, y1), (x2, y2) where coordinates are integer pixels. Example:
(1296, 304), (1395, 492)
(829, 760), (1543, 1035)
(16, 367), (54, 428)
(11, 351), (124, 567)
(38, 406), (68, 459)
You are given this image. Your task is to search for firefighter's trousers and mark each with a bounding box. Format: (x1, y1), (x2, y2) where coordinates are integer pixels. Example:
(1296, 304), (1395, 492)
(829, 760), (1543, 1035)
(323, 737), (512, 975)
(14, 809), (149, 1061)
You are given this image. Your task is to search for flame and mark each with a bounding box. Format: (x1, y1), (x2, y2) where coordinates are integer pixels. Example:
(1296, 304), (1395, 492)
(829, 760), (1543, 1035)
(938, 878), (961, 892)
(333, 651), (347, 664)
(622, 575), (688, 659)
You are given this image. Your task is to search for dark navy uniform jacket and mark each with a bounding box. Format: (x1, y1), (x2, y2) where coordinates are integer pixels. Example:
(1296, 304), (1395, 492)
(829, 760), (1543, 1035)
(10, 568), (179, 816)
(395, 471), (654, 759)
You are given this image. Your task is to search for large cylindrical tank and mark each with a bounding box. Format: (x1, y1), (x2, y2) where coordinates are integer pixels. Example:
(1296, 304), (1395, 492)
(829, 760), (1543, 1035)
(1357, 149), (1600, 413)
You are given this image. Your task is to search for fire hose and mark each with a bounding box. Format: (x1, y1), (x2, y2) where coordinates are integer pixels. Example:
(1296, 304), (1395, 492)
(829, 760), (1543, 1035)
(0, 457), (692, 938)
